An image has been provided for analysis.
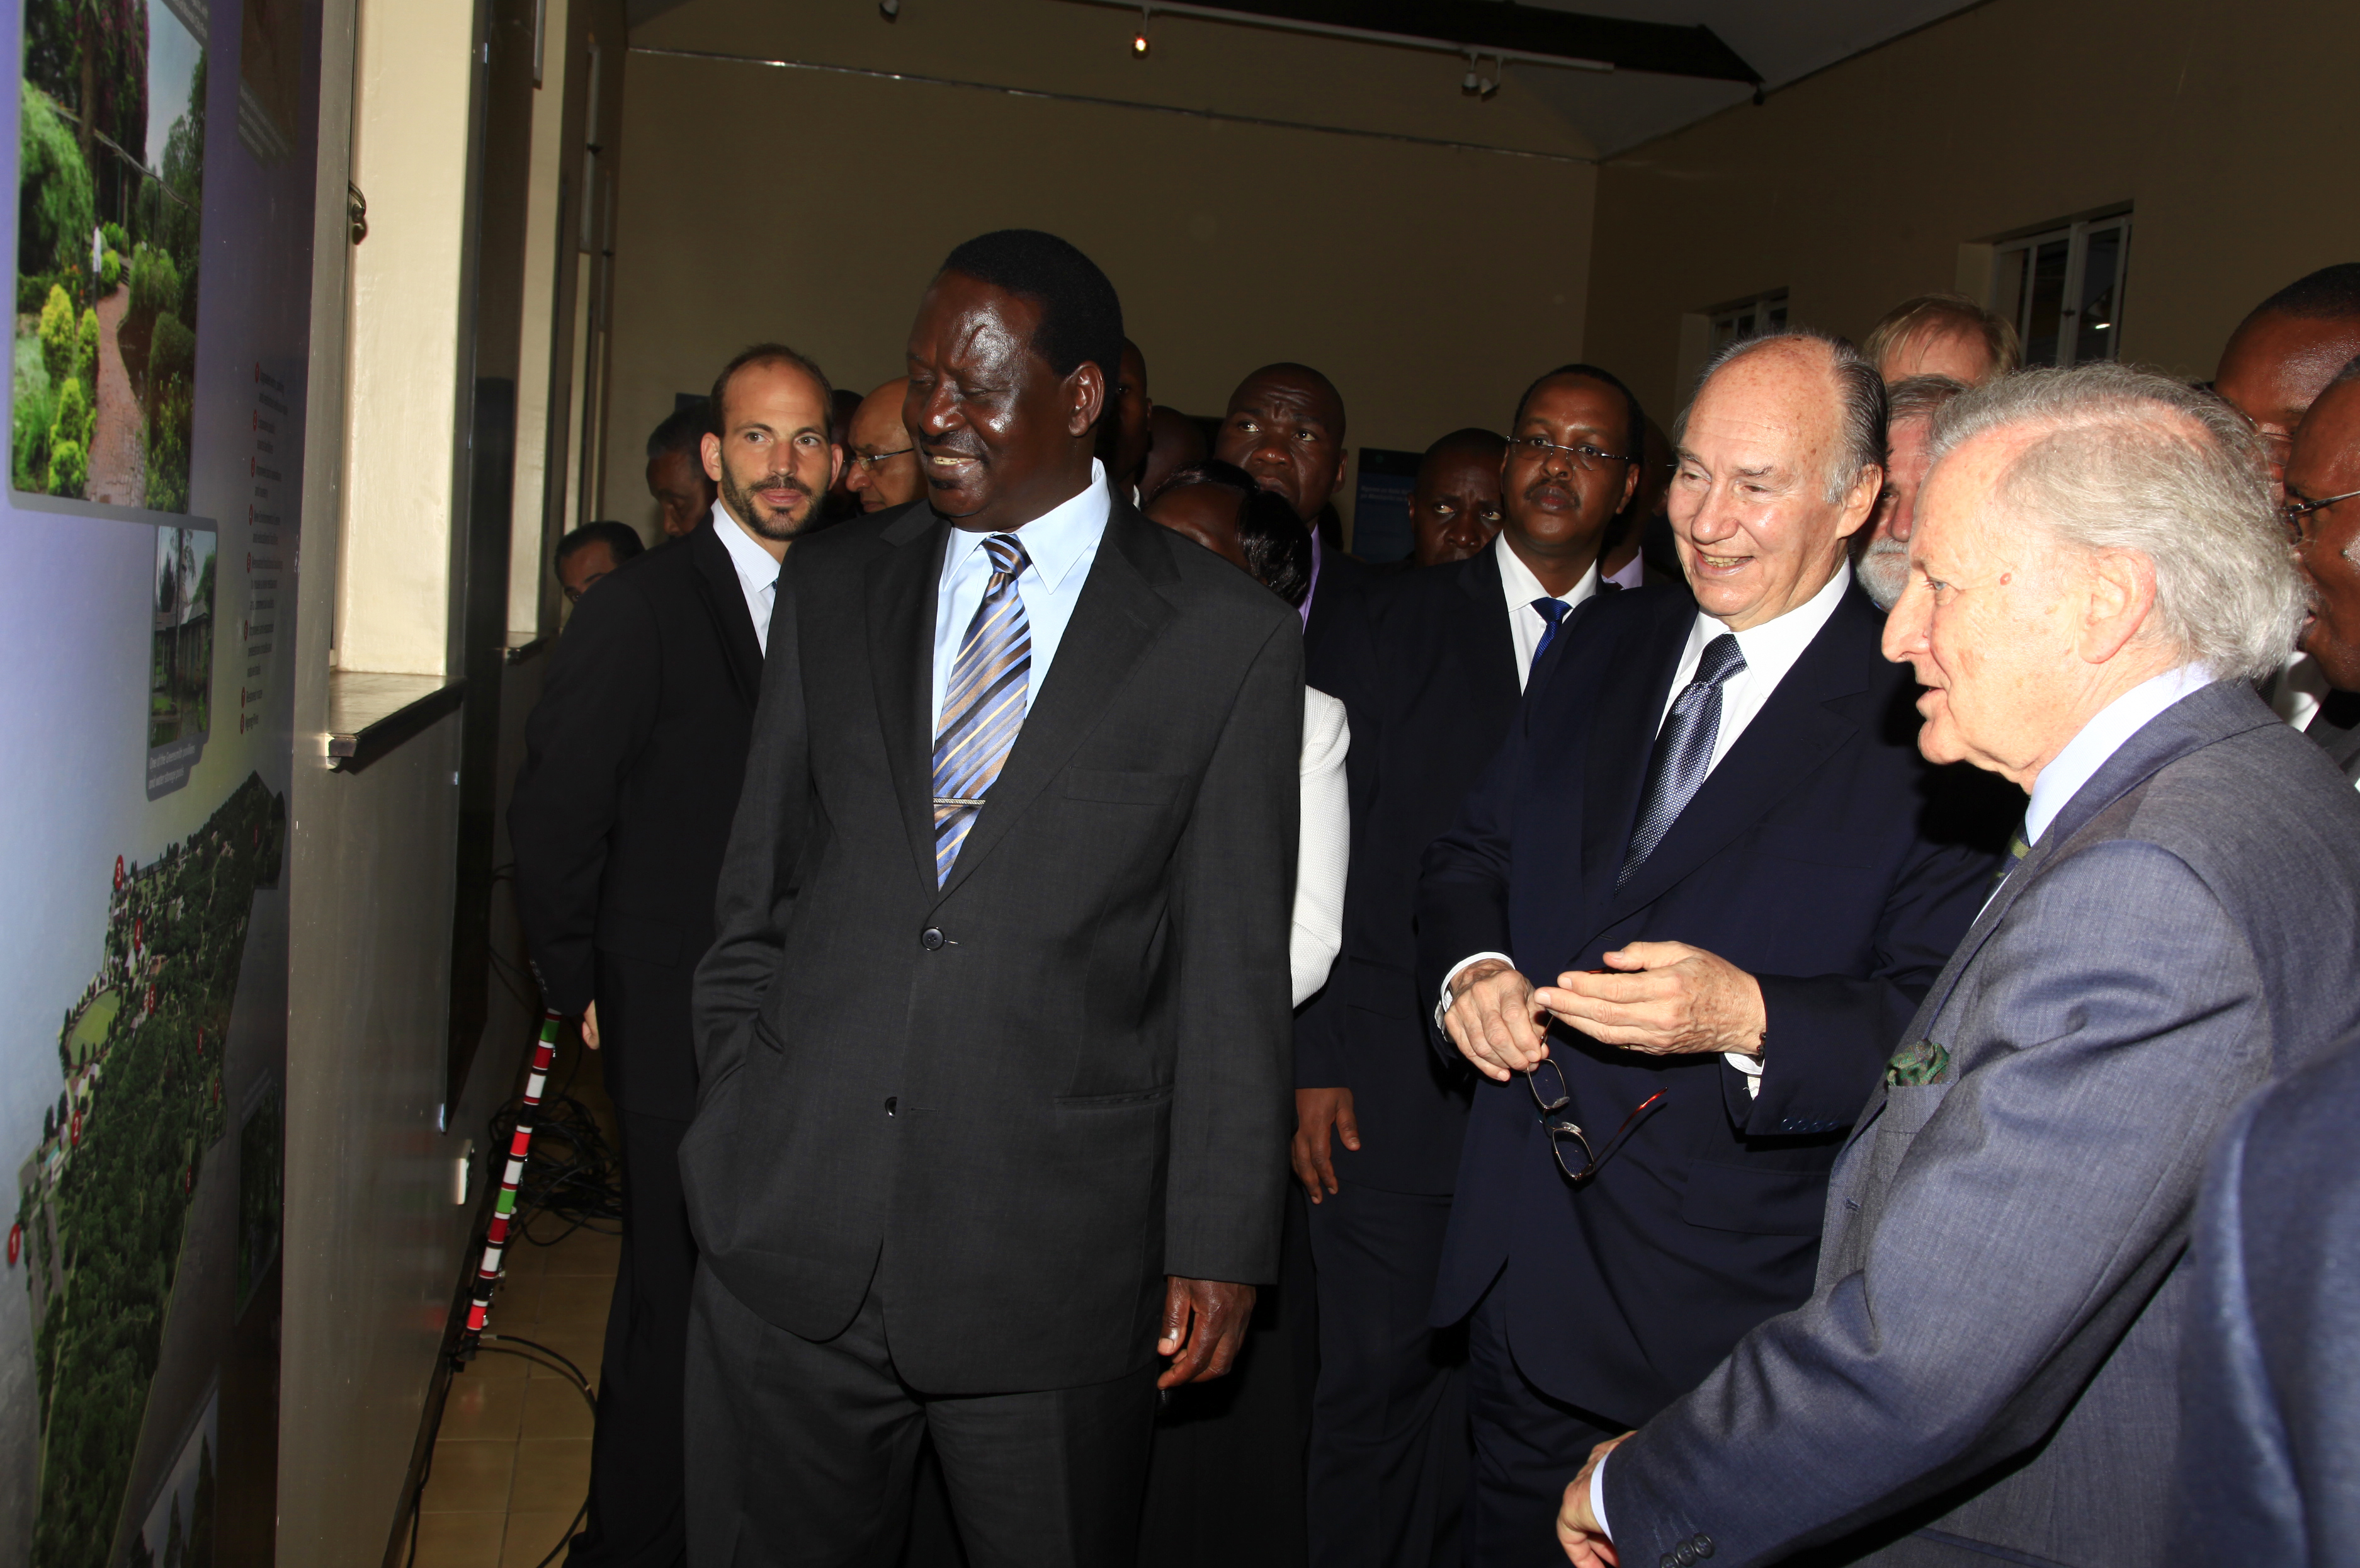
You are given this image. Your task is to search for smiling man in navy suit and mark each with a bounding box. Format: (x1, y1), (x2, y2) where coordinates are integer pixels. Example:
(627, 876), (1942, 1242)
(1417, 330), (1994, 1562)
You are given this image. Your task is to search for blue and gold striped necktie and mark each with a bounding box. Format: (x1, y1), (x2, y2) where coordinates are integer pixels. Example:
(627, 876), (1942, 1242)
(931, 534), (1032, 885)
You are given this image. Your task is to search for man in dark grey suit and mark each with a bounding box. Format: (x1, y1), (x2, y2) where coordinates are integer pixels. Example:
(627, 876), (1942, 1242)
(2174, 1033), (2360, 1566)
(1555, 364), (2360, 1567)
(678, 230), (1302, 1565)
(2284, 357), (2360, 783)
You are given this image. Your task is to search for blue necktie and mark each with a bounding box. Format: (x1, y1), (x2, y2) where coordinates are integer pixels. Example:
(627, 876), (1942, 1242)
(1529, 597), (1570, 675)
(1619, 633), (1747, 887)
(931, 535), (1031, 885)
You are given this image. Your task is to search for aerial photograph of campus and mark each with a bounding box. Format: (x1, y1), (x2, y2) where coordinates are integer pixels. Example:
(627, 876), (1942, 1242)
(11, 773), (282, 1568)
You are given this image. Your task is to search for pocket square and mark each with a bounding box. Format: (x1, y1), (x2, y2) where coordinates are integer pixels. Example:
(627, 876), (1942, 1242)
(1885, 1038), (1950, 1087)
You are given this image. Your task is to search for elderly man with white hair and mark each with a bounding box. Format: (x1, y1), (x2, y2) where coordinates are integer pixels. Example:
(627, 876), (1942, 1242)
(1554, 364), (2360, 1568)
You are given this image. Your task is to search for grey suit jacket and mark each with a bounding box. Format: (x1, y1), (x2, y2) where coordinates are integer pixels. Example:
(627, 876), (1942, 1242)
(2306, 698), (2360, 782)
(1600, 680), (2360, 1568)
(2174, 1032), (2360, 1567)
(681, 498), (1302, 1395)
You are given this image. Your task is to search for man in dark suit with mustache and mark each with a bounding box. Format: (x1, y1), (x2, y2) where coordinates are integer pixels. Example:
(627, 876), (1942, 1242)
(678, 230), (1301, 1566)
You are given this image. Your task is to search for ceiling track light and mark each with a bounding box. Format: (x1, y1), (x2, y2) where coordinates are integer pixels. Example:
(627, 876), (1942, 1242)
(1132, 6), (1152, 56)
(1461, 50), (1501, 98)
(878, 0), (899, 18)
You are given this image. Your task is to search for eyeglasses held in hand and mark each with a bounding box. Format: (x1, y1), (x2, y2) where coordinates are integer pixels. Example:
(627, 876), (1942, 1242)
(1512, 435), (1635, 474)
(1524, 1059), (1667, 1183)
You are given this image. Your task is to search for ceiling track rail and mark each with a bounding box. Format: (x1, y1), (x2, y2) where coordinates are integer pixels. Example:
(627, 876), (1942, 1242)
(628, 44), (1596, 162)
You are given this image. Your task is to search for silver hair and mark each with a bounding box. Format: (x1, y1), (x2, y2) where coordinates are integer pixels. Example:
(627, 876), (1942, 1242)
(1925, 363), (2305, 683)
(1676, 327), (1887, 504)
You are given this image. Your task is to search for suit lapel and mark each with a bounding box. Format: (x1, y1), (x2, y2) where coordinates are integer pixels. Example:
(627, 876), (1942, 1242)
(868, 505), (952, 889)
(689, 522), (766, 707)
(933, 503), (1177, 904)
(1455, 547), (1522, 700)
(1598, 589), (1880, 928)
(1843, 679), (2276, 1147)
(1575, 596), (1699, 928)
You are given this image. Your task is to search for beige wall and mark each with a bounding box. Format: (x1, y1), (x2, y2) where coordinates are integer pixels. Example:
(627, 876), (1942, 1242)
(1582, 0), (2360, 425)
(603, 0), (1601, 540)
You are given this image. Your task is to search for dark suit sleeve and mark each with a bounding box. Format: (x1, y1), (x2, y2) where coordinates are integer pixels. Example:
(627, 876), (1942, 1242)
(508, 579), (664, 1014)
(1740, 836), (1995, 1135)
(2172, 1087), (2308, 1565)
(689, 572), (808, 1098)
(1412, 692), (1528, 1059)
(1165, 616), (1303, 1284)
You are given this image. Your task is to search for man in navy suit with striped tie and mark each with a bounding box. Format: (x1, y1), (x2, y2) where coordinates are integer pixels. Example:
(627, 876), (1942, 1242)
(1416, 330), (1994, 1562)
(678, 230), (1303, 1566)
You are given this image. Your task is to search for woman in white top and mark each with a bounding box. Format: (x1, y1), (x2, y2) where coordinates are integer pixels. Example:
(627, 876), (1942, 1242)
(1140, 462), (1349, 1004)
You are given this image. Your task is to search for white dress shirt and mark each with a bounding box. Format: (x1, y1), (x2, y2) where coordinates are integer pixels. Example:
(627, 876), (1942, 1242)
(2024, 662), (2216, 849)
(1603, 551), (1647, 592)
(1495, 531), (1602, 691)
(1438, 562), (1858, 1084)
(712, 501), (785, 654)
(1587, 652), (2221, 1552)
(1293, 686), (1351, 1006)
(930, 460), (1111, 735)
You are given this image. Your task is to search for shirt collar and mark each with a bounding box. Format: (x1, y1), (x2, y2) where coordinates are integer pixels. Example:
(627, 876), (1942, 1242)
(2025, 662), (2215, 846)
(1493, 530), (1601, 613)
(711, 500), (782, 598)
(941, 458), (1110, 588)
(1699, 559), (1852, 674)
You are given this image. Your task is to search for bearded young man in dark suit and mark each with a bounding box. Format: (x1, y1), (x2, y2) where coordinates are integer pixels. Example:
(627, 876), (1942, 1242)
(511, 343), (839, 1567)
(1419, 331), (1995, 1563)
(679, 230), (1302, 1567)
(1293, 363), (1645, 1567)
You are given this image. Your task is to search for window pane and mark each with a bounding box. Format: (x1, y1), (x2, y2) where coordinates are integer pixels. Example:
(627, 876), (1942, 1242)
(1766, 301), (1788, 331)
(2024, 238), (2070, 366)
(2075, 225), (2127, 363)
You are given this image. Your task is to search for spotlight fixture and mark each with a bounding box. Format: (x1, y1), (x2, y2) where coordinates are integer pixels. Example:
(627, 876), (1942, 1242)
(1132, 7), (1151, 56)
(1461, 52), (1500, 98)
(878, 0), (899, 18)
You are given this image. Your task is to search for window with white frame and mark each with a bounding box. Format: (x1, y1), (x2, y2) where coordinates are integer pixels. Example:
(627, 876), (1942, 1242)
(1709, 290), (1789, 351)
(1993, 213), (2131, 368)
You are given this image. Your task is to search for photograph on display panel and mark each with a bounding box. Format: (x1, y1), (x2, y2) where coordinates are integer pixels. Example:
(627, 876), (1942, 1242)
(13, 0), (206, 514)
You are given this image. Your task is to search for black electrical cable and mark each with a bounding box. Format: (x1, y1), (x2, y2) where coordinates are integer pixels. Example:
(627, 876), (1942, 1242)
(487, 1084), (623, 1244)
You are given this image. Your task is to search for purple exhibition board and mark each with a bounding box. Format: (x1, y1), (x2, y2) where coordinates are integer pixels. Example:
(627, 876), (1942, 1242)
(0, 0), (321, 1561)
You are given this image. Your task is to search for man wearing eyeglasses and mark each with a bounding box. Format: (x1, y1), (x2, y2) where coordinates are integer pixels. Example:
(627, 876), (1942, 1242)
(1417, 331), (1993, 1562)
(1295, 365), (1640, 1566)
(2283, 356), (2360, 784)
(842, 377), (926, 514)
(2213, 264), (2360, 736)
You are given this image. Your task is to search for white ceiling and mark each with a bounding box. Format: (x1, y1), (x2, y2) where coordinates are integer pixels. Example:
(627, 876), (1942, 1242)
(1512, 0), (1987, 153)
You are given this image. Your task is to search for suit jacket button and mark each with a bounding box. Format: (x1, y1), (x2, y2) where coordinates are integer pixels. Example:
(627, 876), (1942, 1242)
(1676, 1549), (1698, 1566)
(1694, 1535), (1715, 1557)
(1660, 1555), (1677, 1568)
(884, 1096), (897, 1116)
(921, 928), (945, 950)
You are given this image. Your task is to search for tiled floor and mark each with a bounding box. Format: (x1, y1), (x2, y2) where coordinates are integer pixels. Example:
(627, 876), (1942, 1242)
(410, 1038), (621, 1568)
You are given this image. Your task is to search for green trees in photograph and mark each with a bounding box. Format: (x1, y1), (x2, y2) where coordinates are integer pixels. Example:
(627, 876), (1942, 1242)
(28, 776), (282, 1568)
(16, 86), (94, 298)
